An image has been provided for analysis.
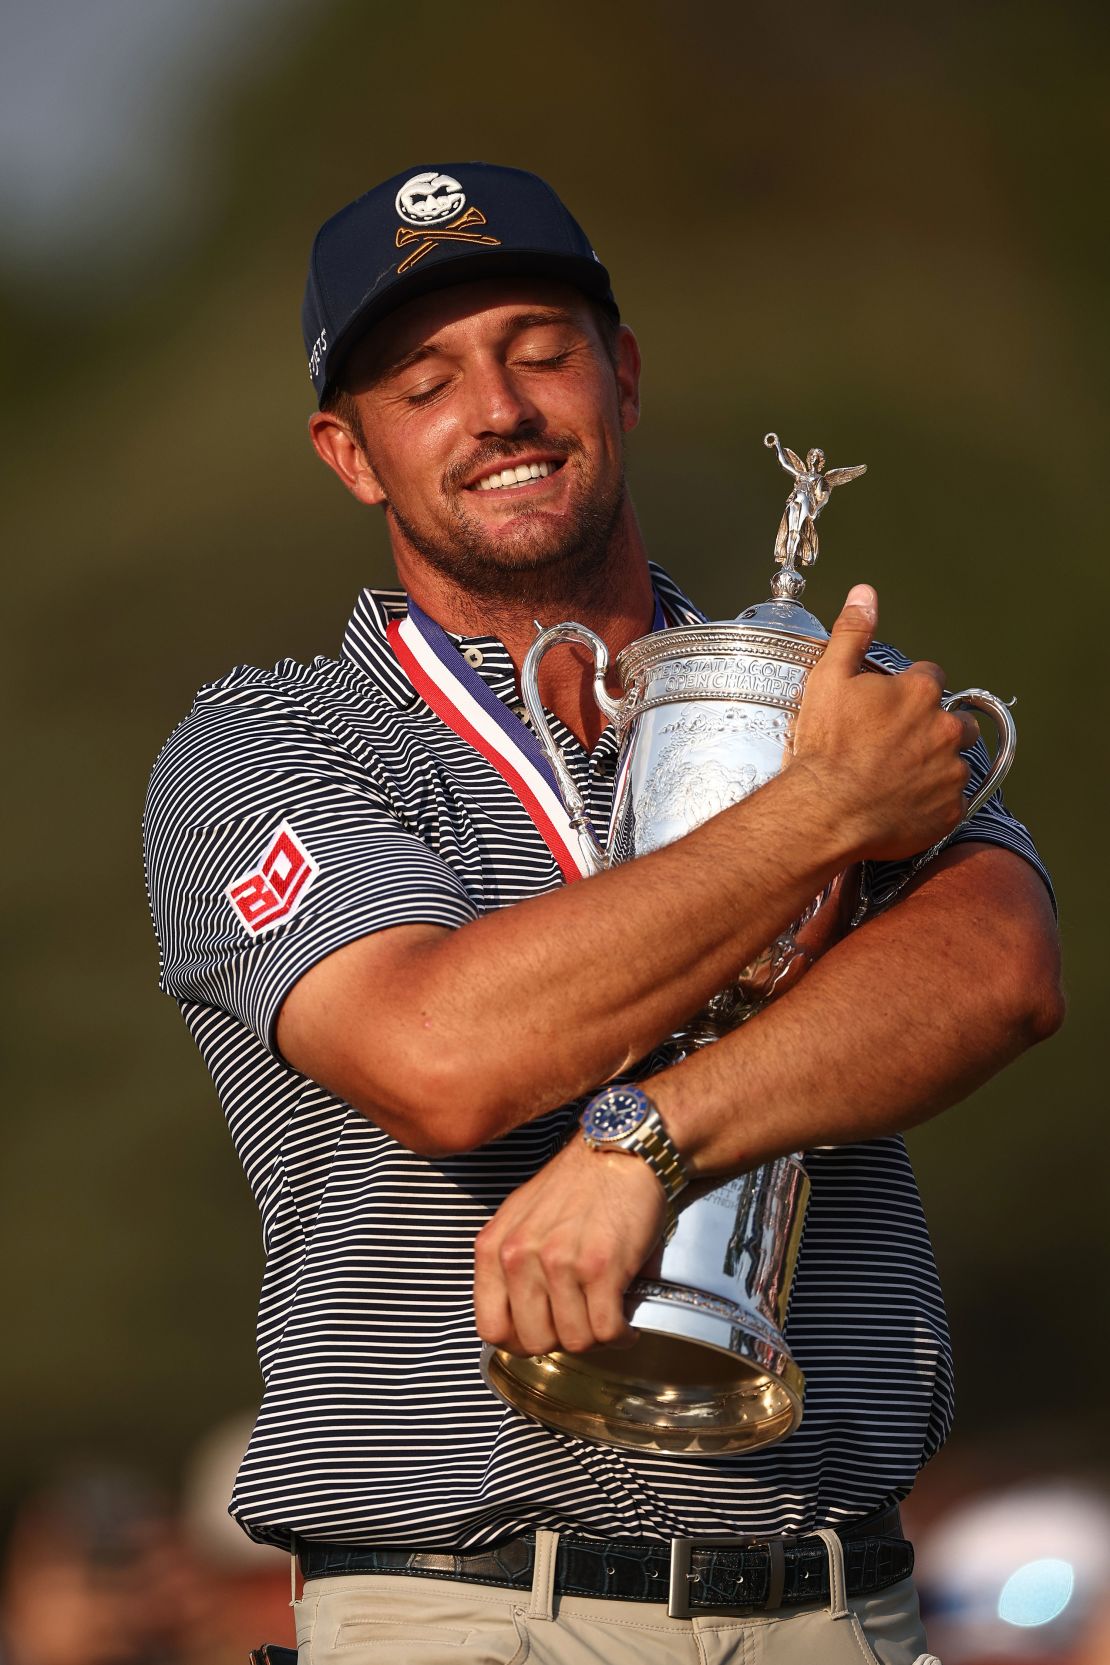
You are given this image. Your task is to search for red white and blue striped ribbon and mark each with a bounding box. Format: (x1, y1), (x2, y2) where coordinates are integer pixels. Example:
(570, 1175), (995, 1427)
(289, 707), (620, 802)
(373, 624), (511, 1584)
(388, 594), (667, 884)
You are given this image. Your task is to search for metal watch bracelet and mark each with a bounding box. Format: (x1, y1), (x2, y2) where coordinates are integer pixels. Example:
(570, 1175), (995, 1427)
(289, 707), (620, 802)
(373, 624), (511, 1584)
(579, 1086), (691, 1239)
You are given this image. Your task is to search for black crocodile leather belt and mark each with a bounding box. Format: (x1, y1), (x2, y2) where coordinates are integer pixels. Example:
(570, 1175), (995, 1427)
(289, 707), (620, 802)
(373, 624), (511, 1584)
(297, 1506), (913, 1618)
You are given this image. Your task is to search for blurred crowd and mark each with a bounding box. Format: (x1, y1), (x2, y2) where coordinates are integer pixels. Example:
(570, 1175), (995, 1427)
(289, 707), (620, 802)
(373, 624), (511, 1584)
(0, 1420), (1106, 1665)
(0, 1417), (291, 1665)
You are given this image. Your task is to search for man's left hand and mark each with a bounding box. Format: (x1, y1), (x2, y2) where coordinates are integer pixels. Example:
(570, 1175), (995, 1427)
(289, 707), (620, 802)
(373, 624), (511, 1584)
(473, 1138), (666, 1357)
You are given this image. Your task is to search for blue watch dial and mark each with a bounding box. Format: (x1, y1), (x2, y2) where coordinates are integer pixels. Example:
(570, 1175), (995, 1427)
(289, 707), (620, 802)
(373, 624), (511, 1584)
(581, 1087), (650, 1143)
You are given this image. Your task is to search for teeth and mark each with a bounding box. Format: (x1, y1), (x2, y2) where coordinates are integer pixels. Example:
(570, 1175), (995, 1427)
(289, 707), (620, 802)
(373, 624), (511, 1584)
(474, 460), (555, 491)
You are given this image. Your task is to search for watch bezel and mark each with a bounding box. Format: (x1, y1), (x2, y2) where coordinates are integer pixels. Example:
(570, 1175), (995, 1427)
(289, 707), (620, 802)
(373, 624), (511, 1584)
(580, 1086), (652, 1146)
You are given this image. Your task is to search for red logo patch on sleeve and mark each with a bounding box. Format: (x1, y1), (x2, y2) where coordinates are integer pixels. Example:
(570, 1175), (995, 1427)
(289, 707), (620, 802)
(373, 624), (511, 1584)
(225, 821), (319, 935)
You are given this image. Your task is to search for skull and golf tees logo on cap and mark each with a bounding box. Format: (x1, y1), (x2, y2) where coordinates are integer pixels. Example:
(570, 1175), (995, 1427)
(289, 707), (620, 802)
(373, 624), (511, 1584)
(393, 169), (501, 274)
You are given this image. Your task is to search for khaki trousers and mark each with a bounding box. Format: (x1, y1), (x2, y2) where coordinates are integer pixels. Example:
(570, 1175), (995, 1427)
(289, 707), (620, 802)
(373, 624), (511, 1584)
(294, 1528), (940, 1664)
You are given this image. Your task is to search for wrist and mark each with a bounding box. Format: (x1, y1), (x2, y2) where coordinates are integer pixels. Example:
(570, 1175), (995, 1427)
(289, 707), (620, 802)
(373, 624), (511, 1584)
(579, 1085), (691, 1236)
(775, 755), (871, 871)
(641, 1066), (724, 1181)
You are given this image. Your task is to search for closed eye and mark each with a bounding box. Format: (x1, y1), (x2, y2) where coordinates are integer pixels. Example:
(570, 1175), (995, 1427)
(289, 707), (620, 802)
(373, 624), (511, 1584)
(402, 381), (450, 406)
(516, 344), (585, 371)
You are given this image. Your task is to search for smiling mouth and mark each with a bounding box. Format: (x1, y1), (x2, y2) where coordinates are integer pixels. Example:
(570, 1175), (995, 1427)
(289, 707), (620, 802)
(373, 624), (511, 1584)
(469, 460), (565, 492)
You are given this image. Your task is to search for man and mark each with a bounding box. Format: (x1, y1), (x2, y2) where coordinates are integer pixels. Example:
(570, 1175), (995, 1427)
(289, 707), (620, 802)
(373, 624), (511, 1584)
(144, 163), (1062, 1663)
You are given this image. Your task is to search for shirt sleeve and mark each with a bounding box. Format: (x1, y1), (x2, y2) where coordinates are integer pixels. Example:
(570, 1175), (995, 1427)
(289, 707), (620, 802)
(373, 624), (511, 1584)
(144, 678), (480, 1055)
(857, 641), (1056, 920)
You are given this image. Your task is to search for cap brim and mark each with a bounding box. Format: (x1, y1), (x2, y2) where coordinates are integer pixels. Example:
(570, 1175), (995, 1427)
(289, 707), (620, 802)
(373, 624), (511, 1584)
(320, 249), (618, 404)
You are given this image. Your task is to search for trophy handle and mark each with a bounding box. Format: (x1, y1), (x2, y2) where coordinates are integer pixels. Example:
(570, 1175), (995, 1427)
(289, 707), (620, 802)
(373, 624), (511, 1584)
(942, 688), (1017, 822)
(521, 623), (620, 876)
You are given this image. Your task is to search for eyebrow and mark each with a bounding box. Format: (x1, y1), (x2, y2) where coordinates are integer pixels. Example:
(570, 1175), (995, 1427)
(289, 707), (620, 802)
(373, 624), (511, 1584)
(502, 308), (578, 333)
(372, 344), (435, 386)
(370, 308), (581, 388)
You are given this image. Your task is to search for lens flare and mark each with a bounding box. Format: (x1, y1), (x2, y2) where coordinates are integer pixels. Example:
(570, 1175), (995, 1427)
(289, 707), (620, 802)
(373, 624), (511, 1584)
(997, 1558), (1075, 1627)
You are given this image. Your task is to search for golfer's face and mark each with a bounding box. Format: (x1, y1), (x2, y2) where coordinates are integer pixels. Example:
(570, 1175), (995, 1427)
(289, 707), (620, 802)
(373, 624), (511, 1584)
(348, 277), (637, 579)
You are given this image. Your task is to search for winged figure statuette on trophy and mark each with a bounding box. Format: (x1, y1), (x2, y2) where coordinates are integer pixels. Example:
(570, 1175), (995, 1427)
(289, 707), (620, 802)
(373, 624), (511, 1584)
(764, 431), (867, 600)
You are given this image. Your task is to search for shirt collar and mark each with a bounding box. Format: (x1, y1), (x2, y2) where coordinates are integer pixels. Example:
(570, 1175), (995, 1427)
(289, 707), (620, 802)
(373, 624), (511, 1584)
(340, 561), (707, 701)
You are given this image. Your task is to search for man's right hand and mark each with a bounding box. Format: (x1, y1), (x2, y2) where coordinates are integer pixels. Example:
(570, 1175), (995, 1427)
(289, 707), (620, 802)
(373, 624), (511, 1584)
(791, 583), (980, 862)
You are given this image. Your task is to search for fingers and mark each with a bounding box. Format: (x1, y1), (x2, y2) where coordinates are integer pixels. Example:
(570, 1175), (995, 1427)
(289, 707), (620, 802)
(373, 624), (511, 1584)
(583, 1280), (637, 1351)
(939, 692), (983, 753)
(538, 1246), (600, 1354)
(904, 659), (945, 694)
(952, 709), (982, 752)
(473, 1223), (516, 1346)
(474, 1216), (598, 1357)
(793, 601), (990, 860)
(477, 1231), (630, 1357)
(816, 583), (878, 679)
(475, 1230), (560, 1356)
(474, 1224), (639, 1358)
(473, 1148), (665, 1359)
(904, 665), (982, 752)
(509, 1288), (560, 1359)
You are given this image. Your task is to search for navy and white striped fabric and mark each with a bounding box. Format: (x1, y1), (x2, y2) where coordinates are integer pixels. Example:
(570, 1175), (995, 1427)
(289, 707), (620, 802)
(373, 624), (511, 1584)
(143, 564), (1052, 1550)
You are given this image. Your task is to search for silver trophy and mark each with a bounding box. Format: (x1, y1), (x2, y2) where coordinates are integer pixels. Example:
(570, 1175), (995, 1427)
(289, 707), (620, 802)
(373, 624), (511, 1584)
(480, 435), (1017, 1455)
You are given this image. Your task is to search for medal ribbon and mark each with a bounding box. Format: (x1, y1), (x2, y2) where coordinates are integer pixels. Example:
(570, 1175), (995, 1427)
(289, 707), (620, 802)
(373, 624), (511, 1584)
(387, 594), (668, 884)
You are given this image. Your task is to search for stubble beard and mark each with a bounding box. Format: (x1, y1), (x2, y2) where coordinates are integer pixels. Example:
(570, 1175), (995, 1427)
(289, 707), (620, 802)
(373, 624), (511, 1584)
(379, 440), (629, 613)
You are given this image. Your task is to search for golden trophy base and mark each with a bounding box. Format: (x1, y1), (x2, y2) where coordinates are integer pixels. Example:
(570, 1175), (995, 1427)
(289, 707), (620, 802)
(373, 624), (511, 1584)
(482, 1285), (805, 1455)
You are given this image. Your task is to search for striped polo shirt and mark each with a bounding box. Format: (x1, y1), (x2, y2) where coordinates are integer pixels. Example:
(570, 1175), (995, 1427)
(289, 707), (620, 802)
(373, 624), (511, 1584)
(143, 563), (1052, 1550)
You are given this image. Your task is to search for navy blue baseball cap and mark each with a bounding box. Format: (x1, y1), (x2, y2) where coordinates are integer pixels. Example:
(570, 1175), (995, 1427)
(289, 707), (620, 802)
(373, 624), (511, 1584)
(302, 162), (618, 405)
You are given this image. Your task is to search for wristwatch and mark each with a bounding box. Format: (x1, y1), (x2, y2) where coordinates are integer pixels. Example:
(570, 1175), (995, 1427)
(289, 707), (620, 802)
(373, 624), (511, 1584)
(579, 1085), (691, 1239)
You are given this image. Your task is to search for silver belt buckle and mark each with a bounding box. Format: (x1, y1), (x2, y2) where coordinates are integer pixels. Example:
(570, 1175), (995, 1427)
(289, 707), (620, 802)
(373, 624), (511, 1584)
(667, 1534), (787, 1619)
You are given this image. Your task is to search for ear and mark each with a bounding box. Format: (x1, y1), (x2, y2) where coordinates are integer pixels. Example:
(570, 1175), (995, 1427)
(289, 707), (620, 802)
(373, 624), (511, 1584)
(613, 326), (641, 433)
(308, 409), (386, 507)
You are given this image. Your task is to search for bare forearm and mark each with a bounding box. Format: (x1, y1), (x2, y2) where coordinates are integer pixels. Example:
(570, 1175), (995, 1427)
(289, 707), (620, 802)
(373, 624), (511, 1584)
(649, 845), (1063, 1177)
(380, 764), (853, 1129)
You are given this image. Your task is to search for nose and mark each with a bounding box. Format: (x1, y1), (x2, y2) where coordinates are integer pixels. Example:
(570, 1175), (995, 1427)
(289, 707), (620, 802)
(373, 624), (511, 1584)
(461, 357), (541, 438)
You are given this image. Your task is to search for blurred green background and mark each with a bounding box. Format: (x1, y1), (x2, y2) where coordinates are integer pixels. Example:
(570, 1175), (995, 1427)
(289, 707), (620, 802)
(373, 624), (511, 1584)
(2, 0), (1105, 1497)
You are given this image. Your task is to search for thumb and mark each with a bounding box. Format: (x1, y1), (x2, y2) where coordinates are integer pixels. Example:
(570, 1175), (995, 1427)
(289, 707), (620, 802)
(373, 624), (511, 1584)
(819, 583), (877, 677)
